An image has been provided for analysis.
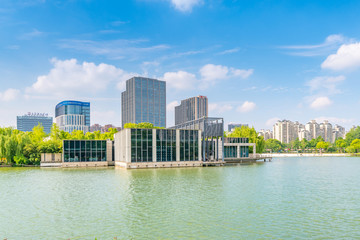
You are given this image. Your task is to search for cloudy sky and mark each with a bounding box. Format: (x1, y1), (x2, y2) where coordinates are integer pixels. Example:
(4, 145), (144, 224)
(1, 0), (360, 130)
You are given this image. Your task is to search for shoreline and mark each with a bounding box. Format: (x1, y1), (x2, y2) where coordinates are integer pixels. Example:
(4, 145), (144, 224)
(260, 153), (351, 157)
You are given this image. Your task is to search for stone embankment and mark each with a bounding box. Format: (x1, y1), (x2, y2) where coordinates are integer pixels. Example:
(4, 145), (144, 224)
(260, 153), (350, 157)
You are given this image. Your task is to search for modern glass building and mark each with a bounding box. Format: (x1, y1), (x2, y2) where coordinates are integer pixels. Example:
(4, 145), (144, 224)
(114, 128), (201, 168)
(17, 114), (53, 134)
(55, 101), (90, 133)
(121, 77), (166, 128)
(223, 138), (249, 158)
(175, 96), (208, 125)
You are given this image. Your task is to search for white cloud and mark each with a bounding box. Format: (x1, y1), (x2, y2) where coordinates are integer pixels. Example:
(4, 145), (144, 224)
(321, 42), (360, 71)
(306, 75), (345, 94)
(209, 103), (233, 114)
(314, 116), (355, 125)
(199, 64), (253, 86)
(26, 58), (135, 97)
(218, 47), (240, 55)
(0, 88), (20, 101)
(167, 101), (179, 112)
(92, 110), (118, 126)
(310, 97), (332, 109)
(20, 29), (44, 40)
(200, 64), (228, 83)
(280, 34), (349, 57)
(162, 64), (253, 90)
(266, 117), (280, 127)
(162, 71), (197, 90)
(58, 39), (169, 60)
(231, 68), (254, 79)
(170, 0), (203, 12)
(237, 101), (256, 113)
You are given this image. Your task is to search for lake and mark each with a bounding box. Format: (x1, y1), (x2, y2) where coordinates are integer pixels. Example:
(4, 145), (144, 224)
(1, 157), (359, 239)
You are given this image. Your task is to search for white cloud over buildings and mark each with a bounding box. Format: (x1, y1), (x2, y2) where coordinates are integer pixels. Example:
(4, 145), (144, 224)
(26, 58), (135, 97)
(237, 101), (256, 112)
(0, 88), (20, 101)
(310, 96), (332, 109)
(322, 42), (360, 71)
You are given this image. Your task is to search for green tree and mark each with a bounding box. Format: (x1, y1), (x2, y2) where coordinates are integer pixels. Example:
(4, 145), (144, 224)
(345, 126), (360, 145)
(335, 138), (347, 153)
(227, 126), (265, 153)
(316, 141), (329, 154)
(265, 139), (283, 152)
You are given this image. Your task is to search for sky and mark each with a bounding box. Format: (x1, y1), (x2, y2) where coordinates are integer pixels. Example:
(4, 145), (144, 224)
(1, 0), (360, 131)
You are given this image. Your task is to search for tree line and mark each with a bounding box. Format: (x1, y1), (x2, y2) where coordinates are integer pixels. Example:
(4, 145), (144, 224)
(264, 126), (360, 153)
(0, 124), (119, 166)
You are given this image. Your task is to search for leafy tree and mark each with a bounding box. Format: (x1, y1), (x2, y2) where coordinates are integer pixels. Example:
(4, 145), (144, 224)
(227, 126), (265, 153)
(316, 141), (329, 154)
(335, 138), (347, 153)
(347, 139), (360, 153)
(300, 138), (309, 150)
(345, 126), (360, 146)
(265, 139), (283, 152)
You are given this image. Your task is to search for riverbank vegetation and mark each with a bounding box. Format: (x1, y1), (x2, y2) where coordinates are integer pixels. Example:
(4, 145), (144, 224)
(225, 126), (265, 153)
(263, 126), (360, 154)
(0, 124), (118, 166)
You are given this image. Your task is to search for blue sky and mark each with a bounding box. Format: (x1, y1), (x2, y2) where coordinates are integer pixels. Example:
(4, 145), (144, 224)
(1, 0), (360, 131)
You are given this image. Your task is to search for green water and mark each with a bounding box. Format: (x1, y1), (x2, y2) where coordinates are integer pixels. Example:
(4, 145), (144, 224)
(1, 157), (360, 239)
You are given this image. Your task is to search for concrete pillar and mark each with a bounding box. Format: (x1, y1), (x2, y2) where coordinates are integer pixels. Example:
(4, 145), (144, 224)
(198, 130), (202, 161)
(152, 129), (157, 162)
(237, 145), (240, 159)
(176, 129), (180, 162)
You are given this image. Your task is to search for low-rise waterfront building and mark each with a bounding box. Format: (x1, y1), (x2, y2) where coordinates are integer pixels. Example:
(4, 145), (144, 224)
(40, 139), (114, 167)
(114, 128), (202, 168)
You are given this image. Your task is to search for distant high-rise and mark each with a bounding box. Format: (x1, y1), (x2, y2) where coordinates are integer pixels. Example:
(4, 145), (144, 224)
(174, 96), (208, 125)
(55, 100), (90, 133)
(228, 123), (248, 132)
(17, 113), (53, 134)
(121, 77), (166, 128)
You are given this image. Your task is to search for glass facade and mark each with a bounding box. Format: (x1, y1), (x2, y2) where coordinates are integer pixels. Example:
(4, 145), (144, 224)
(126, 129), (200, 162)
(156, 129), (176, 162)
(55, 101), (90, 133)
(17, 115), (53, 134)
(180, 130), (199, 161)
(122, 77), (166, 128)
(63, 140), (106, 162)
(223, 137), (250, 158)
(224, 138), (249, 144)
(131, 129), (153, 162)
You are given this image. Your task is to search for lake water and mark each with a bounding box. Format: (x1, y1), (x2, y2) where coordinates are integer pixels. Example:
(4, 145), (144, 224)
(1, 157), (360, 239)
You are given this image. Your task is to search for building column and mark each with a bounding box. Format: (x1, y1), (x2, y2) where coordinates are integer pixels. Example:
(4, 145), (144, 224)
(176, 129), (180, 162)
(237, 145), (240, 158)
(152, 129), (156, 162)
(198, 130), (202, 161)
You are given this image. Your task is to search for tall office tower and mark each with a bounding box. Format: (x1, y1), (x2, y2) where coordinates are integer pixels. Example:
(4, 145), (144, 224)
(228, 123), (249, 132)
(17, 113), (53, 134)
(174, 95), (208, 125)
(319, 120), (333, 143)
(55, 100), (90, 133)
(305, 120), (320, 140)
(121, 77), (166, 128)
(273, 120), (296, 144)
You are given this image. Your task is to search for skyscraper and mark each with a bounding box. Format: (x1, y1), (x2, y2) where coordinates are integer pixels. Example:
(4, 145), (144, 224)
(17, 113), (53, 134)
(121, 77), (166, 128)
(55, 100), (90, 133)
(174, 96), (208, 125)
